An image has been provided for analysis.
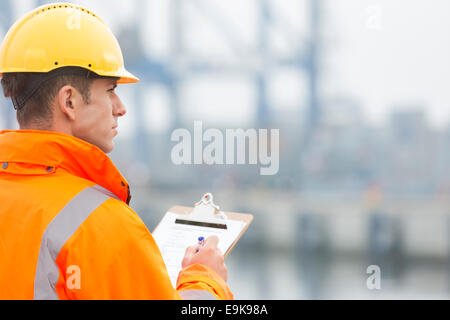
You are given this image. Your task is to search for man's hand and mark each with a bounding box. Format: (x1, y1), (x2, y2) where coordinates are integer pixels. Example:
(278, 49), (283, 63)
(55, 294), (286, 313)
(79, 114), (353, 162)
(181, 235), (228, 282)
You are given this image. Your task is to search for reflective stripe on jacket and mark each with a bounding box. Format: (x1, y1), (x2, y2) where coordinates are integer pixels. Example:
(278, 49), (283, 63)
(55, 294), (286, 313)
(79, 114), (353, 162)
(0, 130), (233, 300)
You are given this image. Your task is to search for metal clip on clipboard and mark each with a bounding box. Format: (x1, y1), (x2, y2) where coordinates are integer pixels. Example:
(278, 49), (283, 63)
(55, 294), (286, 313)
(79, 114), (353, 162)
(174, 193), (228, 230)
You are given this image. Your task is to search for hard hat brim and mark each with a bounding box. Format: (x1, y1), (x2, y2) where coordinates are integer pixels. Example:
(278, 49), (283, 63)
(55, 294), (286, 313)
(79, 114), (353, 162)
(0, 67), (140, 84)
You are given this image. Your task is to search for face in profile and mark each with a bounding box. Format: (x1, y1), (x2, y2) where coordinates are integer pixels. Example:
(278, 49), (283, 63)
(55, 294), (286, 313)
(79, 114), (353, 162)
(71, 78), (126, 153)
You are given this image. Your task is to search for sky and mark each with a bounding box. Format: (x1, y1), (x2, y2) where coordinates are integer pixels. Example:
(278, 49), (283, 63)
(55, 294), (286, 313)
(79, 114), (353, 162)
(2, 0), (450, 131)
(325, 0), (450, 128)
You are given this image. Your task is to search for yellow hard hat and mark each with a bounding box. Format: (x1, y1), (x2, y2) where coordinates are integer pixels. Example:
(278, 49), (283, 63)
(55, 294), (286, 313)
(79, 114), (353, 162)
(0, 3), (139, 84)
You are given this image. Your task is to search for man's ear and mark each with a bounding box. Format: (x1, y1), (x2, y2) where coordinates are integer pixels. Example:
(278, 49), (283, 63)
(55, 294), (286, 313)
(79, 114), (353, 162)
(57, 85), (80, 121)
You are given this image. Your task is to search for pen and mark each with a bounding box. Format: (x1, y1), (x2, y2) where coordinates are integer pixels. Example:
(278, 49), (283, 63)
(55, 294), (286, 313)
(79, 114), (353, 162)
(196, 236), (205, 253)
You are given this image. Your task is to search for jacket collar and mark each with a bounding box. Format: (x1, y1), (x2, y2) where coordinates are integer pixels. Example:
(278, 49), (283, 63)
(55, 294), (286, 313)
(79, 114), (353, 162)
(0, 130), (131, 204)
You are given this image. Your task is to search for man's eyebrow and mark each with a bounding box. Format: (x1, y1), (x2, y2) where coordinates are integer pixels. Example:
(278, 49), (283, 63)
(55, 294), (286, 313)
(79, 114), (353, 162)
(107, 78), (118, 86)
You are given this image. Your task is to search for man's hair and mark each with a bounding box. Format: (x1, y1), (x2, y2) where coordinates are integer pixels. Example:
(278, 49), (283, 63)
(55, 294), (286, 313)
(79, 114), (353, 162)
(1, 70), (94, 128)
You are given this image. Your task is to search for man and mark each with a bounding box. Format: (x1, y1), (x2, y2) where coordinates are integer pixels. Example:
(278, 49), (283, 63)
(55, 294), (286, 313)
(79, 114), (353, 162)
(0, 3), (232, 300)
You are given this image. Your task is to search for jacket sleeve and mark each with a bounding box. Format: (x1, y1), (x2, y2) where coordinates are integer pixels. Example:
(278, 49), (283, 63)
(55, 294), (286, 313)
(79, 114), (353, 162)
(177, 264), (233, 300)
(54, 198), (233, 300)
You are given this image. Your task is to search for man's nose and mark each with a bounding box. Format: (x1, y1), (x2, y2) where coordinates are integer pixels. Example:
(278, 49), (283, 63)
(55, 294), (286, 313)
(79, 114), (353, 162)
(113, 95), (127, 117)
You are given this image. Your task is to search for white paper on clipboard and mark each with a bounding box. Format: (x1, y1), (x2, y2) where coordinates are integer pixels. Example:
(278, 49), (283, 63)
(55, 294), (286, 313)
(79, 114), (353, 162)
(152, 193), (247, 287)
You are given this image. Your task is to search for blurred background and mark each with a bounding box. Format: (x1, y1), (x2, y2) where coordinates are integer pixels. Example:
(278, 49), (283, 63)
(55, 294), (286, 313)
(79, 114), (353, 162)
(1, 0), (450, 299)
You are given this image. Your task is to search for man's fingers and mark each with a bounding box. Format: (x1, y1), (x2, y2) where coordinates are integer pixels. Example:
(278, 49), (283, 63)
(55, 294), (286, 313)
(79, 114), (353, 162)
(204, 235), (219, 248)
(185, 245), (197, 257)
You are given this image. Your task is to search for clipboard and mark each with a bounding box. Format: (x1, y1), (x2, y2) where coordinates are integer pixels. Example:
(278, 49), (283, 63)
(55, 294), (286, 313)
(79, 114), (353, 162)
(158, 193), (254, 258)
(152, 193), (253, 286)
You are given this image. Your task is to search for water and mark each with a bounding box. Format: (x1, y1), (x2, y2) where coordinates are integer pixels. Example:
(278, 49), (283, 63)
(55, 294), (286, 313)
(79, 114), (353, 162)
(226, 249), (450, 299)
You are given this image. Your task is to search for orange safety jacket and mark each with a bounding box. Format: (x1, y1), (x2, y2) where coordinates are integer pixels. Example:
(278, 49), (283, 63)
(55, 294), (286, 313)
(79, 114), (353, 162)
(0, 130), (233, 300)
